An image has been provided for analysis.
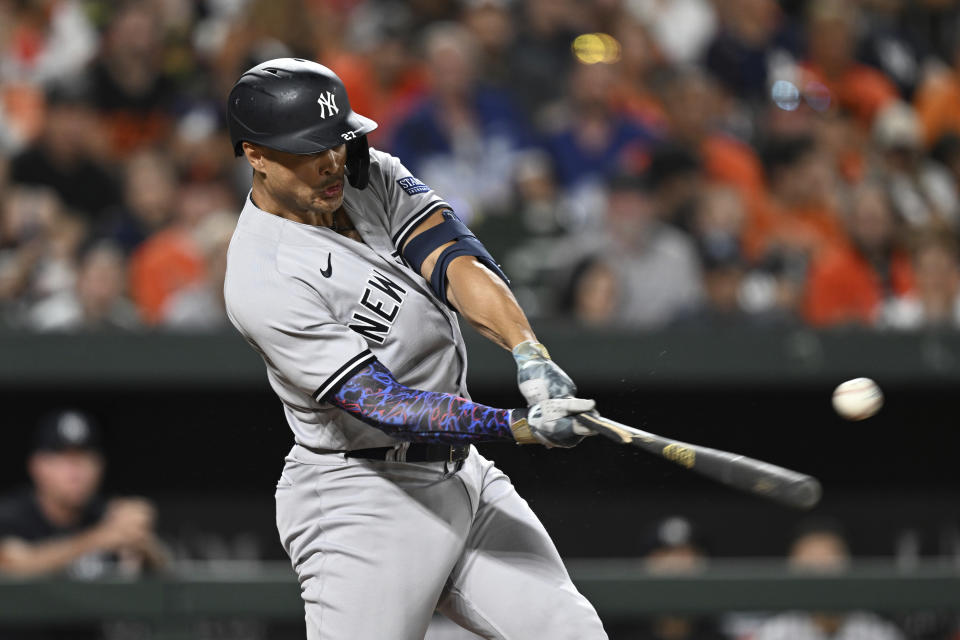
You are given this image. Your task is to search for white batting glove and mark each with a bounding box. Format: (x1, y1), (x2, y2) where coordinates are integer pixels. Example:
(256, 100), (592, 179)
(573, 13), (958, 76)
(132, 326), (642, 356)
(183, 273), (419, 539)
(510, 398), (596, 448)
(512, 341), (577, 405)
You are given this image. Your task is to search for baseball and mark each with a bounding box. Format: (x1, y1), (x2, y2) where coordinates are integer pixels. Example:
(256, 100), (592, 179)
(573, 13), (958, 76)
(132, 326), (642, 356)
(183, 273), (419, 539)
(832, 378), (883, 421)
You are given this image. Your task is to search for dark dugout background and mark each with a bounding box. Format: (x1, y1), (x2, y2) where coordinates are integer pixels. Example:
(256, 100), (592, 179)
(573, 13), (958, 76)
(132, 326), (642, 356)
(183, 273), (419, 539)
(1, 327), (957, 563)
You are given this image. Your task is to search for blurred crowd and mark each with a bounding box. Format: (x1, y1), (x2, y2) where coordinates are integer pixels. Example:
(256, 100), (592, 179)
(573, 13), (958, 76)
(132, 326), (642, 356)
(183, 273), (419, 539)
(2, 0), (960, 331)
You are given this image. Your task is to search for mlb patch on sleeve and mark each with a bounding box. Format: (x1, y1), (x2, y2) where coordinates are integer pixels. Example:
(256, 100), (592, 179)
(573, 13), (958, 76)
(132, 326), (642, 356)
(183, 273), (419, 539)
(397, 176), (430, 195)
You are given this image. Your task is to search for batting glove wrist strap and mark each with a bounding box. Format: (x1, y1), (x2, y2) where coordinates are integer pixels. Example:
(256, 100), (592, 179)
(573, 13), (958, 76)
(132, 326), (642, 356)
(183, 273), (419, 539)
(509, 408), (538, 445)
(511, 340), (551, 365)
(512, 341), (577, 405)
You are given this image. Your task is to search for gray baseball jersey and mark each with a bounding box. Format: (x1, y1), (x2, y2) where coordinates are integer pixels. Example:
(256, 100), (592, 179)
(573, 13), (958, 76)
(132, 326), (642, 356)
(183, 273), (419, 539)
(224, 148), (471, 450)
(225, 147), (608, 639)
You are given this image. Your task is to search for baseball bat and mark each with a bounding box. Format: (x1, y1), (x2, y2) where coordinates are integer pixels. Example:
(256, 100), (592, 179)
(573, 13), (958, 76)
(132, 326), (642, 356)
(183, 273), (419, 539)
(579, 413), (822, 510)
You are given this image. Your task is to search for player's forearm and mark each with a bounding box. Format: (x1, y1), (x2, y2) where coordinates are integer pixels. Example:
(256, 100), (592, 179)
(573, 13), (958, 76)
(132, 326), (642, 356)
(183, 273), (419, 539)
(329, 360), (520, 443)
(445, 256), (536, 351)
(0, 532), (104, 576)
(131, 534), (171, 572)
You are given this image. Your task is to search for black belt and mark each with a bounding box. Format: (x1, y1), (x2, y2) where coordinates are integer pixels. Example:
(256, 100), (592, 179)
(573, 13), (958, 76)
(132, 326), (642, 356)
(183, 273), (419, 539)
(301, 443), (469, 464)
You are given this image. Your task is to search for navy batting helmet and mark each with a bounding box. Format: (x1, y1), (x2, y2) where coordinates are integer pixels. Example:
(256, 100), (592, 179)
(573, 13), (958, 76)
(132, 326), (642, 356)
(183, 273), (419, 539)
(227, 58), (378, 189)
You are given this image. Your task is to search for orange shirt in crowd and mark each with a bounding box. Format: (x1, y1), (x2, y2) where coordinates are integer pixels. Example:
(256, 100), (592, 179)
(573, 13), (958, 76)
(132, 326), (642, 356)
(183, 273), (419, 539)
(0, 83), (44, 144)
(128, 229), (204, 324)
(803, 244), (915, 326)
(102, 111), (171, 159)
(743, 198), (847, 262)
(614, 82), (668, 132)
(698, 135), (779, 263)
(914, 70), (960, 147)
(800, 62), (898, 128)
(701, 134), (766, 197)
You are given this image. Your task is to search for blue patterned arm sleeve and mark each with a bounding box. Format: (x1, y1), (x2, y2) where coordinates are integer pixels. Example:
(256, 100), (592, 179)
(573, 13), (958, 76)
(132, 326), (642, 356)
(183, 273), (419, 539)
(327, 360), (515, 444)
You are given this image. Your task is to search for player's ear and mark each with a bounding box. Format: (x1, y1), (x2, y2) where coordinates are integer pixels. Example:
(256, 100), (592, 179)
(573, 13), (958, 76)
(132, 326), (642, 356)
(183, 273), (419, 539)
(242, 142), (266, 173)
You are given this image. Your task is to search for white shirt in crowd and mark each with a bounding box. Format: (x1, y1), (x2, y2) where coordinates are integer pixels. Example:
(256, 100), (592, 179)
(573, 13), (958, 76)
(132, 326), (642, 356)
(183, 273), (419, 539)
(752, 611), (905, 640)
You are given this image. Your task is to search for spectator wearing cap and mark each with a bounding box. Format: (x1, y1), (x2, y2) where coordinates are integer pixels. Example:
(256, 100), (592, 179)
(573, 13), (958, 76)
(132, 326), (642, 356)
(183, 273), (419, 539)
(745, 135), (845, 262)
(658, 68), (766, 200)
(606, 515), (726, 640)
(0, 410), (165, 579)
(752, 519), (905, 640)
(566, 174), (703, 329)
(607, 174), (703, 329)
(675, 184), (797, 327)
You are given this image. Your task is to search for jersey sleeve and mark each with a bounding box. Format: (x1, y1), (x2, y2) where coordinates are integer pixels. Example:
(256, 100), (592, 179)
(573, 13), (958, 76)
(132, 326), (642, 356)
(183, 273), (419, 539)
(229, 272), (375, 403)
(369, 149), (451, 251)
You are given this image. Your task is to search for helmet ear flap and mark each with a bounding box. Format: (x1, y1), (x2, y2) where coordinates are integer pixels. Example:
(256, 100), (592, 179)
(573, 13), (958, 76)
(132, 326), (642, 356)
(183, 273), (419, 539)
(346, 136), (371, 190)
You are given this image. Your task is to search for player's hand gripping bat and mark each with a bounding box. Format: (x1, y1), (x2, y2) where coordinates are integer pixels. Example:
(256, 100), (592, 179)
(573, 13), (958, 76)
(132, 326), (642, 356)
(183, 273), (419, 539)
(579, 413), (822, 510)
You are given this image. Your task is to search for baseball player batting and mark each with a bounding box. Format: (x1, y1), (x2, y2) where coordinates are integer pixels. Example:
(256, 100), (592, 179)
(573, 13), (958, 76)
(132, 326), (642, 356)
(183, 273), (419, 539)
(224, 59), (607, 639)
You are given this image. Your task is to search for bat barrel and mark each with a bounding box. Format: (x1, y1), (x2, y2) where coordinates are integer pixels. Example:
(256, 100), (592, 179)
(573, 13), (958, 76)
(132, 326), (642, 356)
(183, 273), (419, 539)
(782, 477), (823, 510)
(704, 449), (823, 510)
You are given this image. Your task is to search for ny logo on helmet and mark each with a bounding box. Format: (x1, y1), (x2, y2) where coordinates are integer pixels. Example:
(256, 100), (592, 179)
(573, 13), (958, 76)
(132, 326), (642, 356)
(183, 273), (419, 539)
(317, 91), (339, 119)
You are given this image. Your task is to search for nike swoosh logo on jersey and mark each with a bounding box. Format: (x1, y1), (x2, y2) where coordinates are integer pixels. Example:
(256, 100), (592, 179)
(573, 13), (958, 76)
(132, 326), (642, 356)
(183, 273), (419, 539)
(320, 253), (333, 278)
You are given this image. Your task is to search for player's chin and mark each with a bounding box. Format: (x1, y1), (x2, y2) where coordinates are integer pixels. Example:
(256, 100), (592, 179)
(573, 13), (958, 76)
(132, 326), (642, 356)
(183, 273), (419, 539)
(310, 192), (344, 211)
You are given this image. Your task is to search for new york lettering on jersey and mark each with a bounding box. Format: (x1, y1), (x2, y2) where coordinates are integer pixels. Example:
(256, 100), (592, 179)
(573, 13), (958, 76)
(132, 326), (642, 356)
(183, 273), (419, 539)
(348, 269), (407, 344)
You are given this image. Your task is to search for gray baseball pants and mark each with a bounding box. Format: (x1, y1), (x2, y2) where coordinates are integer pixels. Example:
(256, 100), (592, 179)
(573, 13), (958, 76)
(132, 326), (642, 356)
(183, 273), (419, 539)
(275, 445), (608, 640)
